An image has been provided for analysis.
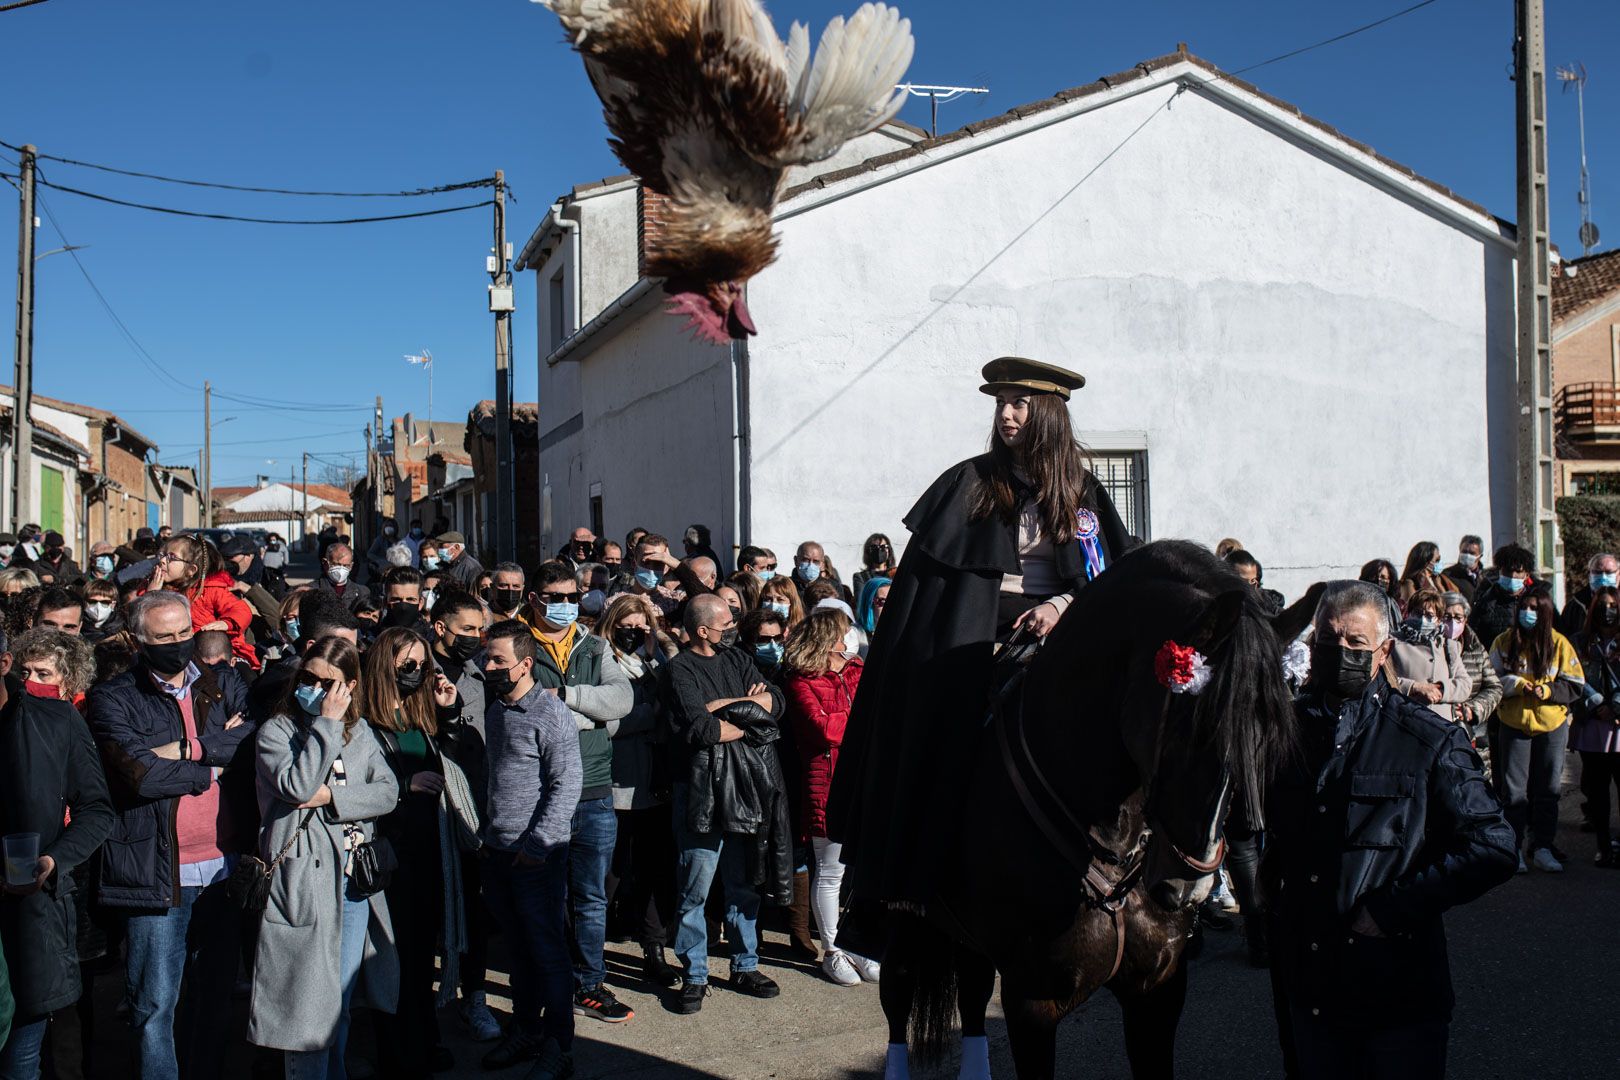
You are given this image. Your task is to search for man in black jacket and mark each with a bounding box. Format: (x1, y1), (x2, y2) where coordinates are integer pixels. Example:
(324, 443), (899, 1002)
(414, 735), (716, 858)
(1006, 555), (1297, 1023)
(1468, 544), (1536, 652)
(0, 660), (113, 1072)
(661, 594), (785, 1014)
(85, 590), (253, 1080)
(1265, 581), (1516, 1079)
(1441, 534), (1485, 605)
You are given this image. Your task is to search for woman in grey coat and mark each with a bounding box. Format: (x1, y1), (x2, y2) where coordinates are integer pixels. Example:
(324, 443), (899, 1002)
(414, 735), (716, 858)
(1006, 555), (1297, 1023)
(1444, 591), (1504, 740)
(249, 636), (400, 1080)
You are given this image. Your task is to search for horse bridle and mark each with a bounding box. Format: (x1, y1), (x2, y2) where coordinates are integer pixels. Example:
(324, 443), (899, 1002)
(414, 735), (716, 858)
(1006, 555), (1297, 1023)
(992, 679), (1147, 984)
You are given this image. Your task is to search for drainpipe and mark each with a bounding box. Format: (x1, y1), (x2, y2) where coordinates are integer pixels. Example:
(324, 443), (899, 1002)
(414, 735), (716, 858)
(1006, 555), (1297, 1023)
(730, 333), (751, 563)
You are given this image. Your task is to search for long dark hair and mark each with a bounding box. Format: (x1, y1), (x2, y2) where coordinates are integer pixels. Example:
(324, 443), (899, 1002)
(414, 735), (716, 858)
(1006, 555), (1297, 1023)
(280, 635), (364, 743)
(1399, 541), (1441, 585)
(1582, 586), (1620, 639)
(1358, 559), (1398, 597)
(968, 393), (1091, 542)
(361, 627), (438, 735)
(1504, 586), (1558, 676)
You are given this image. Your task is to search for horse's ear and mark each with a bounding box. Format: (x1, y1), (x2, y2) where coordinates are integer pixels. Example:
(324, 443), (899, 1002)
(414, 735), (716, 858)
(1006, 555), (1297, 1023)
(1273, 581), (1328, 644)
(1190, 589), (1247, 654)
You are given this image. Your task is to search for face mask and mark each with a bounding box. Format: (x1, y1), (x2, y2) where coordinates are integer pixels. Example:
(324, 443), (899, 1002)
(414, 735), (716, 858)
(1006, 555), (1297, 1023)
(410, 527), (424, 539)
(268, 540), (281, 551)
(1418, 615), (1438, 633)
(395, 667), (426, 693)
(581, 589), (606, 616)
(0, 544), (13, 559)
(140, 638), (196, 677)
(545, 601), (580, 628)
(23, 680), (62, 700)
(728, 604), (743, 622)
(756, 568), (776, 582)
(484, 665), (520, 699)
(753, 640), (784, 665)
(86, 601), (115, 625)
(1312, 641), (1378, 699)
(714, 627), (739, 650)
(327, 565), (351, 586)
(493, 588), (523, 613)
(1592, 573), (1618, 591)
(1518, 608), (1539, 630)
(384, 603), (420, 627)
(1429, 559), (1442, 575)
(383, 526), (397, 538)
(422, 555), (441, 571)
(764, 600), (791, 619)
(1601, 607), (1620, 628)
(613, 626), (649, 654)
(1461, 552), (1479, 568)
(444, 632), (482, 664)
(841, 628), (863, 658)
(21, 542), (41, 560)
(93, 554), (115, 576)
(294, 683), (326, 717)
(1443, 617), (1466, 640)
(421, 589), (438, 610)
(1499, 575), (1526, 594)
(284, 617), (301, 642)
(634, 567), (661, 590)
(796, 562), (822, 583)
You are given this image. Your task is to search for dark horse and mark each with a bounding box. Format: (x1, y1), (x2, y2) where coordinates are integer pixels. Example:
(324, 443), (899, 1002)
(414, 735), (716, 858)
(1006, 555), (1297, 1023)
(882, 540), (1301, 1079)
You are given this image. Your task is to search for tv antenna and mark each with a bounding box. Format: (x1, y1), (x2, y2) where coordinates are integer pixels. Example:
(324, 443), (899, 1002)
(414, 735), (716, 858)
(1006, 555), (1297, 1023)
(404, 350), (434, 432)
(897, 83), (990, 137)
(1555, 63), (1598, 254)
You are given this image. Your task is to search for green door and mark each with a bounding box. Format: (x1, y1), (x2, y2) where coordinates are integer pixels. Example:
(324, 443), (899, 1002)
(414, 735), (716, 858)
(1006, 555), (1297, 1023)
(39, 465), (64, 534)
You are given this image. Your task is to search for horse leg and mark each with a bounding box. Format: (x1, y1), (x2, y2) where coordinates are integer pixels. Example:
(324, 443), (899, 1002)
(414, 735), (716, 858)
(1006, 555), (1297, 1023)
(879, 955), (917, 1080)
(1113, 958), (1188, 1080)
(1000, 991), (1059, 1080)
(955, 946), (996, 1080)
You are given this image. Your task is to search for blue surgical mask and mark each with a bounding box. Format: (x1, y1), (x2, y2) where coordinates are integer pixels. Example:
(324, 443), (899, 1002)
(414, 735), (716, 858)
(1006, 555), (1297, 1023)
(634, 567), (661, 590)
(1429, 559), (1443, 575)
(1499, 575), (1526, 594)
(1517, 608), (1539, 629)
(284, 618), (301, 642)
(545, 601), (580, 628)
(1592, 573), (1618, 591)
(410, 527), (424, 540)
(756, 569), (776, 582)
(93, 554), (115, 575)
(796, 562), (822, 583)
(764, 600), (790, 619)
(1461, 552), (1479, 568)
(753, 641), (784, 665)
(294, 684), (326, 716)
(422, 555), (441, 570)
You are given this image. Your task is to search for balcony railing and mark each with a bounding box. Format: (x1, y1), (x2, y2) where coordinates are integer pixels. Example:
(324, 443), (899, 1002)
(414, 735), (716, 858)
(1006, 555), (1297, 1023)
(1557, 381), (1620, 443)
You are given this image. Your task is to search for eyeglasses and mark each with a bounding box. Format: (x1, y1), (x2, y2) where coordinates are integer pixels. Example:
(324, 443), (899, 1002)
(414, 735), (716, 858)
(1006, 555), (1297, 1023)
(872, 598), (887, 609)
(396, 659), (423, 676)
(543, 591), (582, 603)
(755, 563), (778, 572)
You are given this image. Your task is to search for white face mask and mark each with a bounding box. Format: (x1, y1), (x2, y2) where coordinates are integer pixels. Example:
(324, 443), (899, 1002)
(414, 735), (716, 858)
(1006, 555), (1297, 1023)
(327, 565), (351, 586)
(839, 628), (863, 660)
(421, 588), (438, 610)
(87, 601), (115, 625)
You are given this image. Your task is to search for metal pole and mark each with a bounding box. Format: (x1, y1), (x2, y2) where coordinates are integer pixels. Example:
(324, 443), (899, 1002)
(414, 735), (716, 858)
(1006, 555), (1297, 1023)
(493, 169), (516, 563)
(202, 380), (212, 528)
(1515, 0), (1559, 581)
(302, 452), (309, 552)
(11, 145), (36, 531)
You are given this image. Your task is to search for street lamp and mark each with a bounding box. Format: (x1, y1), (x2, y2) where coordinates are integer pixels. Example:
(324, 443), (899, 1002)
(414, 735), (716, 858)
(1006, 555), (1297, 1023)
(34, 244), (87, 262)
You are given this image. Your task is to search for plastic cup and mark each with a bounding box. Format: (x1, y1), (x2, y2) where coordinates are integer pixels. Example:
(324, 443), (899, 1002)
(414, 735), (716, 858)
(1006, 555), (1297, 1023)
(3, 832), (39, 887)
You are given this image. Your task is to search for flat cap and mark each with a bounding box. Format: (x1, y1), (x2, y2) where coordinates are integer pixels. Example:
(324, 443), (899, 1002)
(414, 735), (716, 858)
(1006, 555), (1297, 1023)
(436, 530), (466, 546)
(44, 530), (65, 546)
(218, 533), (256, 558)
(978, 356), (1086, 400)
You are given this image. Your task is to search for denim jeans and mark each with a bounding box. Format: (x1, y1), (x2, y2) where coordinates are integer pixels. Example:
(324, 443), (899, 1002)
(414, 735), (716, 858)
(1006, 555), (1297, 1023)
(283, 884), (370, 1080)
(123, 880), (241, 1080)
(1492, 719), (1570, 850)
(0, 1016), (49, 1080)
(483, 847), (573, 1052)
(671, 784), (760, 985)
(568, 796), (618, 991)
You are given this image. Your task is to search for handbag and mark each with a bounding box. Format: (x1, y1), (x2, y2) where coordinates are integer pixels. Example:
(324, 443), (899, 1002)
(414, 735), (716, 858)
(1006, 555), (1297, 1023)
(348, 836), (398, 898)
(227, 807), (316, 912)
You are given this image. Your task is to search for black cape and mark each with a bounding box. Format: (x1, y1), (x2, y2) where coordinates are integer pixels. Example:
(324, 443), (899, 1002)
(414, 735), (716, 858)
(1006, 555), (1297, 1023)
(827, 454), (1133, 904)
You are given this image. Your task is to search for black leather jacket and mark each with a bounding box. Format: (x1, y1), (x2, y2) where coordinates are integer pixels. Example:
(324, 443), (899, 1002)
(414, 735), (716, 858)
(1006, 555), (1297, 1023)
(686, 701), (793, 905)
(1263, 672), (1516, 1027)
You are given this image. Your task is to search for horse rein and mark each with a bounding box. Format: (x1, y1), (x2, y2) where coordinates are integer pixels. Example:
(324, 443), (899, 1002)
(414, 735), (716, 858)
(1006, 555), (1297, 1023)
(992, 681), (1147, 985)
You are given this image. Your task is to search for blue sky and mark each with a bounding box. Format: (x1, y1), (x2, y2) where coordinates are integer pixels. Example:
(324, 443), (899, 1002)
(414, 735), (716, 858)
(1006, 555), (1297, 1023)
(4, 0), (1617, 486)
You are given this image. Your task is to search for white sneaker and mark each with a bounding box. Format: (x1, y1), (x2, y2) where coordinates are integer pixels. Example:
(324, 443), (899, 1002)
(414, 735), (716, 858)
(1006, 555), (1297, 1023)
(1516, 852), (1528, 874)
(1530, 847), (1564, 873)
(847, 952), (882, 983)
(822, 950), (861, 986)
(460, 994), (503, 1041)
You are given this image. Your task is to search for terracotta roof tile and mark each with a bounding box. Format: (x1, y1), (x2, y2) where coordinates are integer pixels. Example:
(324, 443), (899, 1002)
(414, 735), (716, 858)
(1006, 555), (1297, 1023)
(1553, 248), (1620, 324)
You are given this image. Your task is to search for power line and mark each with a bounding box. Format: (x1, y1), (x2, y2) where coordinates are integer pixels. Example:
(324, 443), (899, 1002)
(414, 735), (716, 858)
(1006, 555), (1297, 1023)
(0, 138), (495, 198)
(33, 174), (495, 225)
(1229, 0), (1443, 76)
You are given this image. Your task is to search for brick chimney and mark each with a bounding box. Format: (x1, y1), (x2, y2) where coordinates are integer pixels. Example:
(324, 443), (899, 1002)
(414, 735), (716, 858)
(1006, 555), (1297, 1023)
(638, 184), (672, 278)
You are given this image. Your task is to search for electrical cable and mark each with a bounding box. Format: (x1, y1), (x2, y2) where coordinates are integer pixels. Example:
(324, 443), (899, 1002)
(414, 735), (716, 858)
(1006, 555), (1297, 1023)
(1229, 0), (1442, 76)
(33, 175), (495, 224)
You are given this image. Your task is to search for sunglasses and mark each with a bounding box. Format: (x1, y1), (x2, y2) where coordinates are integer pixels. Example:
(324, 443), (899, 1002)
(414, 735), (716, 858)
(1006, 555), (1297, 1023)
(541, 591), (582, 604)
(872, 598), (888, 609)
(396, 659), (423, 676)
(295, 672), (337, 691)
(756, 633), (784, 643)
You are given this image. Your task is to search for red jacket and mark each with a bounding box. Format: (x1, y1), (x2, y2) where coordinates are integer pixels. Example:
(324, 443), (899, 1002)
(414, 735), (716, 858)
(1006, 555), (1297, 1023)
(784, 659), (863, 840)
(190, 572), (260, 670)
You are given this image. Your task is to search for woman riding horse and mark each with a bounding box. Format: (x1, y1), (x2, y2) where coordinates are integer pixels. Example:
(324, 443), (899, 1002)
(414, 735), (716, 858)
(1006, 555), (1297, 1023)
(829, 356), (1133, 1077)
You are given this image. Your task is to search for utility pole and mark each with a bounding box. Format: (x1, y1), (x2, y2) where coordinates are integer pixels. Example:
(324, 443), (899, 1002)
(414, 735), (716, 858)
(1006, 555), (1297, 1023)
(202, 380), (212, 528)
(490, 169), (516, 563)
(1515, 0), (1559, 584)
(372, 395), (384, 533)
(10, 145), (36, 531)
(301, 451), (309, 552)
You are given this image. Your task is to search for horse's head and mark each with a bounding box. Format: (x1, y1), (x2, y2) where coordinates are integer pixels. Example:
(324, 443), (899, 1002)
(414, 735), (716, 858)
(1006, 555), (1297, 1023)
(1103, 548), (1298, 912)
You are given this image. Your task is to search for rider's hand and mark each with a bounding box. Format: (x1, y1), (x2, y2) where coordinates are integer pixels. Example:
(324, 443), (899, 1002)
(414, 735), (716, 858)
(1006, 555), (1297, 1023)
(1013, 601), (1062, 638)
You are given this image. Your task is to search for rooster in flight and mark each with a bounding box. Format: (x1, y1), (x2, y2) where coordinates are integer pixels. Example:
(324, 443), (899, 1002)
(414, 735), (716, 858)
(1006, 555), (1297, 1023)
(531, 0), (916, 344)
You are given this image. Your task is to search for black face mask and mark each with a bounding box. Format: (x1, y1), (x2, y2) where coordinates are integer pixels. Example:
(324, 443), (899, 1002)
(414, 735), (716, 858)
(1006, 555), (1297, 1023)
(715, 627), (740, 650)
(395, 667), (426, 693)
(492, 588), (523, 613)
(484, 665), (520, 699)
(1313, 641), (1378, 700)
(442, 632), (482, 665)
(1601, 607), (1620, 628)
(384, 603), (420, 627)
(613, 627), (648, 654)
(141, 638), (196, 677)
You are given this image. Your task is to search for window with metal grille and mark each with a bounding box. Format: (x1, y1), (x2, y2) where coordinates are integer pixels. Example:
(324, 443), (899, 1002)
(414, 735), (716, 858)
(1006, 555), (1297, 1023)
(1090, 451), (1150, 540)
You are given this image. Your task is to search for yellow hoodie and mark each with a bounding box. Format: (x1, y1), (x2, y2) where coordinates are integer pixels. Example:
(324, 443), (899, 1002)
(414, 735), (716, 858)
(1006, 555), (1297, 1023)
(1490, 629), (1583, 735)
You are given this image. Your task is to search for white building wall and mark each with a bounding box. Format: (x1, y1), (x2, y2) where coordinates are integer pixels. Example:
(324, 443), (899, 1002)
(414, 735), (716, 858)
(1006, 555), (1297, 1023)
(742, 80), (1516, 603)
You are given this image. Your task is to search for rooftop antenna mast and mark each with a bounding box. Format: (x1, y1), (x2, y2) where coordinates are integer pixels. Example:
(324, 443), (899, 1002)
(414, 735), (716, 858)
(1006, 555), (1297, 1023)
(1555, 63), (1598, 255)
(405, 349), (434, 433)
(897, 83), (989, 137)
